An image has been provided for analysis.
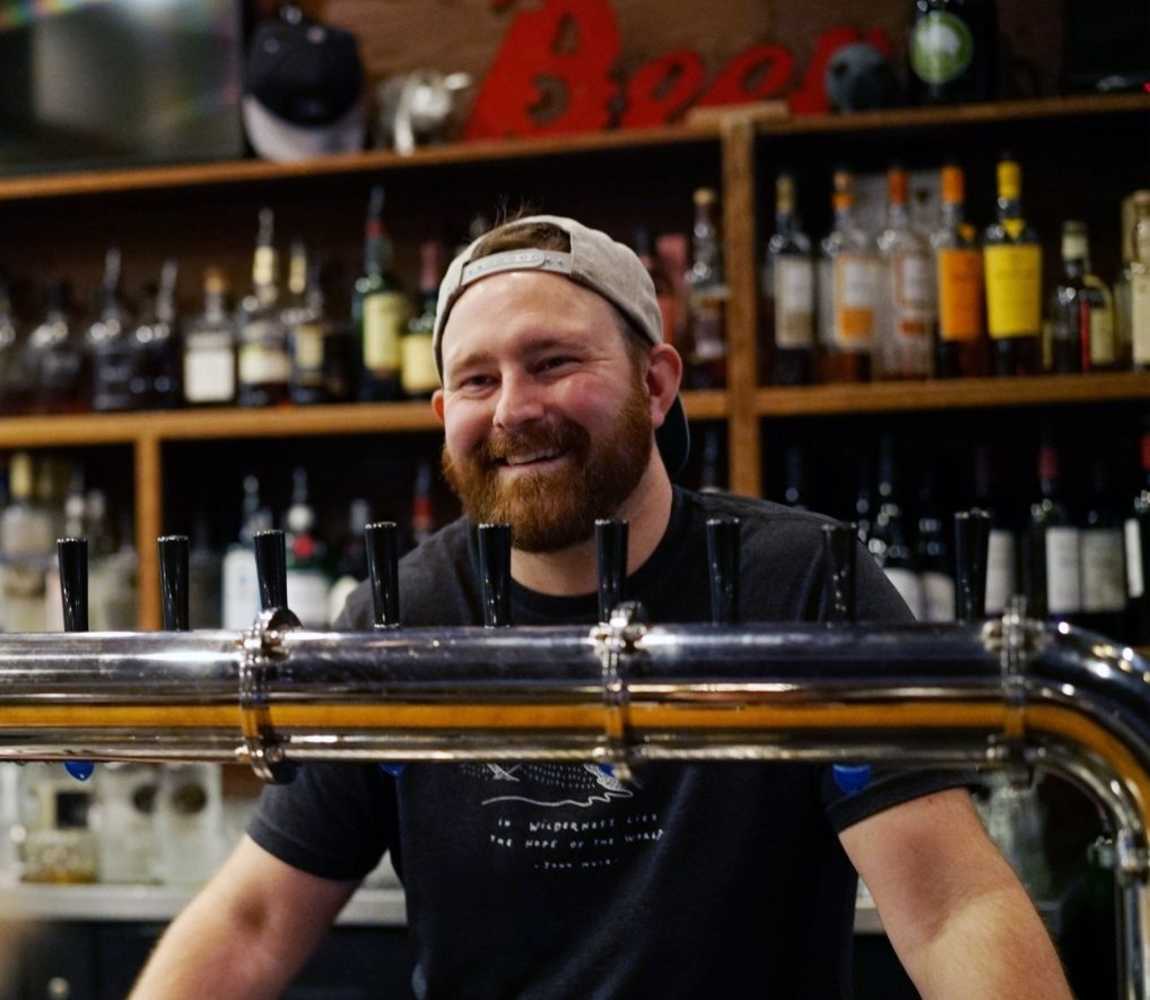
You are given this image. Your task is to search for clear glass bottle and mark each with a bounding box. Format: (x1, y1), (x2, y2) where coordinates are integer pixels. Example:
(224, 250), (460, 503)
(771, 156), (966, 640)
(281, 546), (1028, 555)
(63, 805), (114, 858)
(189, 515), (223, 629)
(765, 173), (814, 386)
(88, 247), (136, 411)
(284, 467), (329, 628)
(984, 155), (1042, 376)
(1131, 192), (1150, 371)
(286, 246), (330, 406)
(875, 165), (934, 379)
(685, 187), (729, 389)
(402, 241), (443, 400)
(26, 281), (88, 414)
(237, 208), (291, 407)
(95, 761), (159, 883)
(1051, 222), (1114, 374)
(818, 169), (877, 383)
(1, 452), (53, 632)
(92, 510), (138, 631)
(18, 764), (98, 883)
(973, 444), (1018, 615)
(183, 269), (237, 407)
(356, 186), (408, 402)
(222, 475), (272, 630)
(932, 164), (986, 378)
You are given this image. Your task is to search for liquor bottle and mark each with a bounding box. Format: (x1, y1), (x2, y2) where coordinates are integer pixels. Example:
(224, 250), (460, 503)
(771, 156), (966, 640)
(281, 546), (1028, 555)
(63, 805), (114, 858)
(765, 174), (815, 386)
(188, 516), (223, 629)
(133, 260), (182, 409)
(26, 281), (87, 414)
(656, 233), (690, 350)
(222, 475), (272, 630)
(1079, 457), (1126, 637)
(907, 0), (998, 105)
(1079, 230), (1117, 373)
(96, 760), (160, 883)
(0, 279), (27, 415)
(932, 164), (986, 378)
(1115, 194), (1136, 371)
(182, 269), (237, 407)
(1, 453), (53, 632)
(685, 188), (728, 389)
(1049, 222), (1088, 375)
(875, 166), (934, 380)
(634, 227), (678, 352)
(88, 248), (136, 412)
(237, 208), (291, 407)
(327, 497), (371, 625)
(1131, 192), (1150, 371)
(411, 460), (436, 548)
(1024, 439), (1080, 620)
(18, 763), (98, 883)
(287, 249), (331, 406)
(356, 187), (408, 402)
(916, 467), (954, 621)
(867, 434), (924, 618)
(91, 510), (137, 630)
(781, 444), (807, 509)
(1126, 424), (1150, 643)
(284, 467), (330, 628)
(401, 241), (443, 400)
(984, 156), (1042, 376)
(818, 170), (877, 383)
(973, 444), (1018, 615)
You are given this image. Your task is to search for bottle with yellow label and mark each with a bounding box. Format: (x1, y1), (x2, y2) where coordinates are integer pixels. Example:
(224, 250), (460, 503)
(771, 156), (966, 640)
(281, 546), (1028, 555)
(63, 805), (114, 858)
(817, 169), (876, 383)
(983, 155), (1042, 377)
(931, 164), (985, 378)
(402, 241), (444, 400)
(355, 186), (408, 402)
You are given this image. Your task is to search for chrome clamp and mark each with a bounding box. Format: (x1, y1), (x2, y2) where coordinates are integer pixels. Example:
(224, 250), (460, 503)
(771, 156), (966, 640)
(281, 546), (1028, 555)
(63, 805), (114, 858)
(986, 595), (1044, 788)
(238, 607), (301, 784)
(590, 602), (647, 784)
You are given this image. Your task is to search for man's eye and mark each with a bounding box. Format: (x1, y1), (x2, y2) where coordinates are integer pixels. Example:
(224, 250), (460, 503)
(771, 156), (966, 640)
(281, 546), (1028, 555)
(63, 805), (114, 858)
(458, 374), (494, 389)
(540, 356), (574, 371)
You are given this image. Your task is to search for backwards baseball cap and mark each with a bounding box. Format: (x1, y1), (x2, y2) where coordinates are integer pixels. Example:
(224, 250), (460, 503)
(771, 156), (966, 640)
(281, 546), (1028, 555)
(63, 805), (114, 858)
(433, 215), (691, 479)
(242, 6), (366, 163)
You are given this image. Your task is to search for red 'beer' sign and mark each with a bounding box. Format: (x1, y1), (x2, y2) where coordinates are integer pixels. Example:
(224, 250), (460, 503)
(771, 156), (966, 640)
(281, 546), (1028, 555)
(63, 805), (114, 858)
(465, 0), (892, 140)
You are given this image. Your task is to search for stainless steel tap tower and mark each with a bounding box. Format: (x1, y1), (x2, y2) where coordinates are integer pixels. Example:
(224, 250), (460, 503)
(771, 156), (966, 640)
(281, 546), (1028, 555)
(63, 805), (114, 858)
(3, 515), (1148, 998)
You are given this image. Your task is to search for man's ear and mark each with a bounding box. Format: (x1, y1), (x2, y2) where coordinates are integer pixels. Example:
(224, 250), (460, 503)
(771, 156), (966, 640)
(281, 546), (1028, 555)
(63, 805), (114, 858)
(646, 344), (683, 430)
(432, 389), (445, 424)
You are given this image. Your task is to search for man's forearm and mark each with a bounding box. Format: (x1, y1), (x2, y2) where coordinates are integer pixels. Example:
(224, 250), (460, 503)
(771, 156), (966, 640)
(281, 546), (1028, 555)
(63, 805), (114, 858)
(900, 881), (1073, 1000)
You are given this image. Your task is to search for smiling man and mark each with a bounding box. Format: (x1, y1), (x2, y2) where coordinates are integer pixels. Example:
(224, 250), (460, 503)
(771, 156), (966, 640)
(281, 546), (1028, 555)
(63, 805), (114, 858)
(131, 216), (1072, 999)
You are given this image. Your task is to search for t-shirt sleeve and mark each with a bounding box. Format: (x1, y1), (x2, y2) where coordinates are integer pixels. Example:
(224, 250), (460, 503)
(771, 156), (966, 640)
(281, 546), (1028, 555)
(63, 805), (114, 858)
(820, 537), (979, 833)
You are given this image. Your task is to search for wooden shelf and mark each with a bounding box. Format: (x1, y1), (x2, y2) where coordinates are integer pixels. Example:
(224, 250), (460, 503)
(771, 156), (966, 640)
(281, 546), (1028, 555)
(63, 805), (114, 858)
(0, 391), (728, 450)
(756, 372), (1150, 417)
(755, 93), (1150, 137)
(0, 122), (720, 204)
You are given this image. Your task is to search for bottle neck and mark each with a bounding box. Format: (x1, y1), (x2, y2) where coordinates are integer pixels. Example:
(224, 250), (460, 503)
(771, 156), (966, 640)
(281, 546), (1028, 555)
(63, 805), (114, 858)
(887, 199), (910, 229)
(997, 194), (1023, 224)
(775, 207), (795, 237)
(941, 200), (964, 229)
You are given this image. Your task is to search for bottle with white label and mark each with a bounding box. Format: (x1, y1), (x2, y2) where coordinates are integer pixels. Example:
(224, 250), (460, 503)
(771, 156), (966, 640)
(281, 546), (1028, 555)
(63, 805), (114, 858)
(1025, 440), (1080, 620)
(875, 165), (934, 380)
(183, 269), (237, 407)
(818, 169), (876, 383)
(1, 452), (53, 632)
(284, 467), (330, 629)
(222, 475), (271, 630)
(916, 467), (954, 622)
(356, 186), (408, 402)
(1079, 458), (1126, 638)
(765, 173), (814, 386)
(867, 433), (923, 619)
(1127, 425), (1150, 644)
(237, 208), (291, 408)
(973, 445), (1018, 615)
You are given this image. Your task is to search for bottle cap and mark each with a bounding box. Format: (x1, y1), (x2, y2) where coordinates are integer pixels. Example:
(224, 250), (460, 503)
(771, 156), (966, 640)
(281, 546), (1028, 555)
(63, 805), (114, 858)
(693, 188), (716, 207)
(775, 173), (795, 214)
(887, 166), (908, 205)
(996, 159), (1021, 200)
(832, 170), (853, 211)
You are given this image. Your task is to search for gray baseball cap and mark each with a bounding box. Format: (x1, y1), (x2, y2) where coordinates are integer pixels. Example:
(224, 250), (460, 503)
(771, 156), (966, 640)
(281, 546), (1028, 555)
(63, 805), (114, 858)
(433, 214), (690, 479)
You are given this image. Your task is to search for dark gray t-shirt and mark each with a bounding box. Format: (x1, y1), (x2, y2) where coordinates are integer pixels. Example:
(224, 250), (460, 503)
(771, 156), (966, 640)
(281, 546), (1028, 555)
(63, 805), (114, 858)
(249, 488), (969, 998)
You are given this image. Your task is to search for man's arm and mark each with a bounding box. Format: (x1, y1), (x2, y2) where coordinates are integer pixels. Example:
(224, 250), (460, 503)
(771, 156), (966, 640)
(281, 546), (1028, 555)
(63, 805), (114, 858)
(130, 835), (358, 1000)
(840, 787), (1073, 999)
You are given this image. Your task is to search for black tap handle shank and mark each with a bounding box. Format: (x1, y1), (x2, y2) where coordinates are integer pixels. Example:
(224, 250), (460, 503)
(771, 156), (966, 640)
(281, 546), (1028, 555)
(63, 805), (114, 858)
(57, 537), (89, 633)
(705, 517), (741, 625)
(477, 523), (512, 628)
(157, 534), (191, 631)
(821, 523), (857, 624)
(954, 509), (991, 622)
(253, 529), (288, 612)
(595, 519), (629, 623)
(364, 522), (401, 629)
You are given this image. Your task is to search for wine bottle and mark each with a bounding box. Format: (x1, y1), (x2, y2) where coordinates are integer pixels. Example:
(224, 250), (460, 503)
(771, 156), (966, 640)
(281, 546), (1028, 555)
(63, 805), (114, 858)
(1024, 438), (1080, 620)
(765, 173), (815, 386)
(868, 434), (924, 618)
(284, 467), (330, 628)
(1079, 457), (1126, 637)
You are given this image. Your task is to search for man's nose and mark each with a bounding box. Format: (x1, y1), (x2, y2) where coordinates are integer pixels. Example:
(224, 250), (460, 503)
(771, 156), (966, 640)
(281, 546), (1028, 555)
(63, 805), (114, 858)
(493, 371), (545, 430)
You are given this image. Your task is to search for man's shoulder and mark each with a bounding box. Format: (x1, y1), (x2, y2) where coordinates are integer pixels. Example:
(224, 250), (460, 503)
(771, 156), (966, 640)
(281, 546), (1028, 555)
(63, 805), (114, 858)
(338, 517), (475, 629)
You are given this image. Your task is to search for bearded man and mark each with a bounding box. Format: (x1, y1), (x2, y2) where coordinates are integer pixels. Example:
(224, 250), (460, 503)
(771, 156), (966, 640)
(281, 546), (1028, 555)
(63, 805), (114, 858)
(131, 216), (1071, 999)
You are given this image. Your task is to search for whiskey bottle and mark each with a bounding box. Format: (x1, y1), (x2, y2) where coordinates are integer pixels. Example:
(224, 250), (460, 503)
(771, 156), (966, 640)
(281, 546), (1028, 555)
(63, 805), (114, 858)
(182, 269), (237, 407)
(685, 188), (729, 389)
(984, 156), (1042, 376)
(932, 164), (986, 378)
(765, 174), (814, 386)
(286, 248), (331, 406)
(818, 170), (877, 383)
(875, 166), (933, 379)
(237, 208), (291, 407)
(132, 260), (182, 409)
(356, 187), (408, 402)
(27, 281), (87, 414)
(1024, 439), (1080, 620)
(401, 240), (443, 400)
(88, 248), (136, 412)
(1131, 193), (1150, 371)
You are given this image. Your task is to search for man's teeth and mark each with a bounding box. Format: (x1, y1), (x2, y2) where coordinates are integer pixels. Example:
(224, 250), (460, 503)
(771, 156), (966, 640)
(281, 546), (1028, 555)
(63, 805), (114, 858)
(506, 450), (561, 466)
